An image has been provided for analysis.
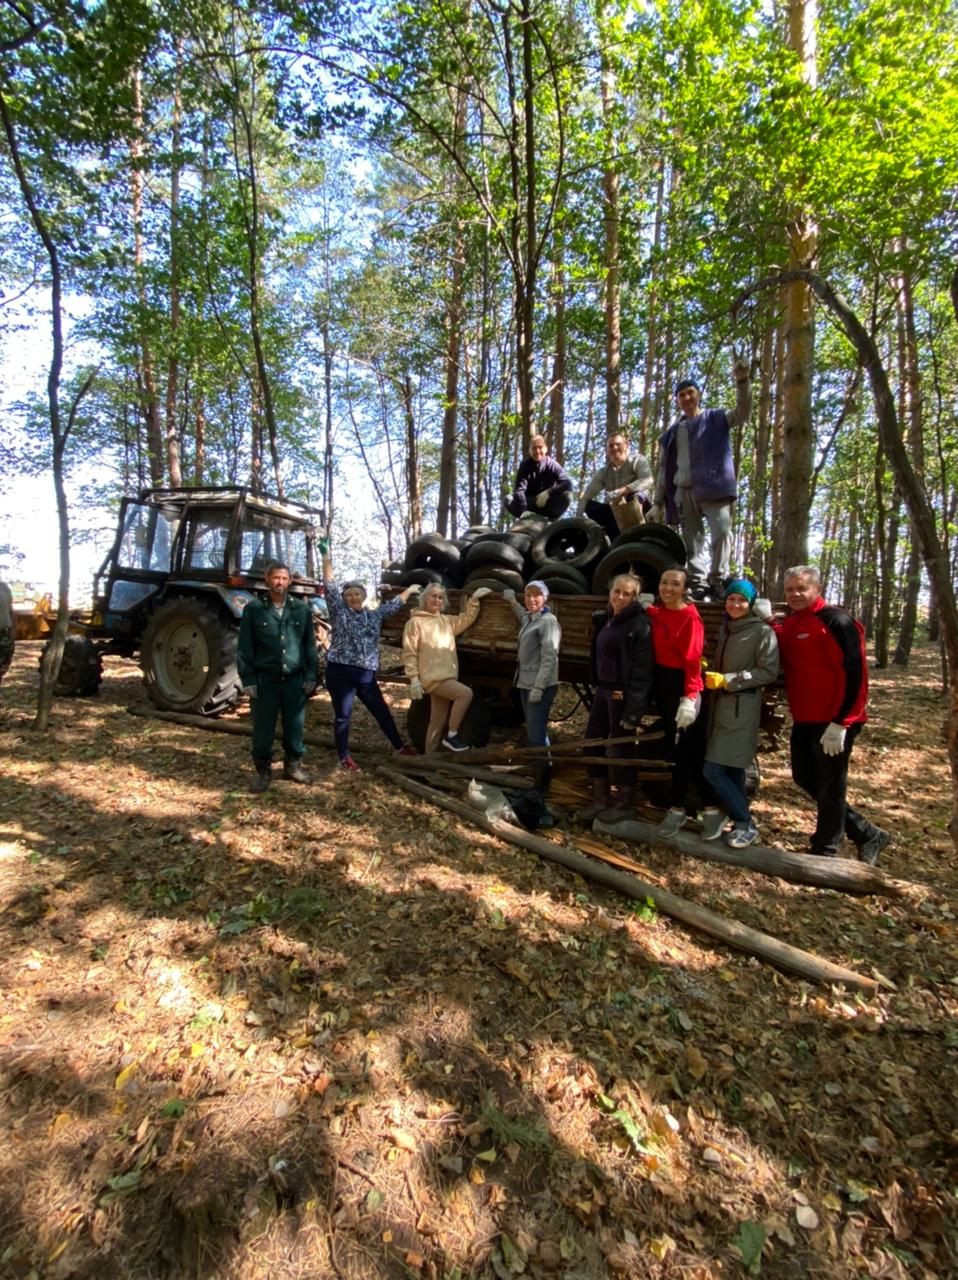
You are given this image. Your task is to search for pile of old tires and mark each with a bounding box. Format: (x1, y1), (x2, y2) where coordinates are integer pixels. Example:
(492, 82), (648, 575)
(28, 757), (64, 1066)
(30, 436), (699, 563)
(380, 513), (686, 597)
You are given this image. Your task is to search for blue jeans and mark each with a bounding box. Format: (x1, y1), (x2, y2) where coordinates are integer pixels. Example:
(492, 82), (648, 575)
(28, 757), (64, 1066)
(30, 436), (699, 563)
(325, 661), (403, 758)
(702, 760), (751, 825)
(519, 685), (556, 748)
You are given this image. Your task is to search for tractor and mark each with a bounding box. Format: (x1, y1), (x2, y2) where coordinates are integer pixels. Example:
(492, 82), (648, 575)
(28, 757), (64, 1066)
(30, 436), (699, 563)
(51, 487), (327, 715)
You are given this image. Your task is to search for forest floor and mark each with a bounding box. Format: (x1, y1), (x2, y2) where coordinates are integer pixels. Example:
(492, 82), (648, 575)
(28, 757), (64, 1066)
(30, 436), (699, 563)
(0, 640), (956, 1280)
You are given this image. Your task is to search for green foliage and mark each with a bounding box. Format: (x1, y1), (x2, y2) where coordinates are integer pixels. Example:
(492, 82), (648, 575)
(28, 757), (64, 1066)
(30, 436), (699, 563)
(733, 1219), (767, 1274)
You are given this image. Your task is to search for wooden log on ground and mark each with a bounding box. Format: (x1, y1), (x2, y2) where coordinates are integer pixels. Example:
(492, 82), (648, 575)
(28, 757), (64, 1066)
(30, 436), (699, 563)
(125, 704), (535, 788)
(596, 815), (909, 898)
(378, 766), (882, 993)
(384, 756), (534, 789)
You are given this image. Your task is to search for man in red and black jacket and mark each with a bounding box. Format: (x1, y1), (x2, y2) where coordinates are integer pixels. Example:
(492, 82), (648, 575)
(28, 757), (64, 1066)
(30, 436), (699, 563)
(774, 566), (889, 863)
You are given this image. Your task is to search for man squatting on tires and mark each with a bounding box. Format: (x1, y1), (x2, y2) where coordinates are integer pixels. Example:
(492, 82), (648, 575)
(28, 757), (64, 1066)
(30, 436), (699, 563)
(576, 433), (654, 542)
(507, 435), (574, 522)
(237, 561), (318, 793)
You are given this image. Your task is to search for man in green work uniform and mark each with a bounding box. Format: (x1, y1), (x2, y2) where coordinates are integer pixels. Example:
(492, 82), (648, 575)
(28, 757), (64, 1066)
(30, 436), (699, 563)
(238, 561), (319, 793)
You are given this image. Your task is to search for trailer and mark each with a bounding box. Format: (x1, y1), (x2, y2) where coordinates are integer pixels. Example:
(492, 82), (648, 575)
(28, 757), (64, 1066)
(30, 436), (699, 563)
(380, 589), (784, 752)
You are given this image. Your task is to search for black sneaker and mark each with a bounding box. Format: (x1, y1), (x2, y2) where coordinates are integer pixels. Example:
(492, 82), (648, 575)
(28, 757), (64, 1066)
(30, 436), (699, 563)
(859, 828), (889, 866)
(442, 734), (469, 752)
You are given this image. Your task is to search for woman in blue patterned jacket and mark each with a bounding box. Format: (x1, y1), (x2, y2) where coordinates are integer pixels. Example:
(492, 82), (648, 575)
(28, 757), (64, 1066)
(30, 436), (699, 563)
(322, 542), (420, 771)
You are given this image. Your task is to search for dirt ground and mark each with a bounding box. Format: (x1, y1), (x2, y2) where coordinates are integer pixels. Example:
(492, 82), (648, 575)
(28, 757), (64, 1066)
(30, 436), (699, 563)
(0, 640), (956, 1280)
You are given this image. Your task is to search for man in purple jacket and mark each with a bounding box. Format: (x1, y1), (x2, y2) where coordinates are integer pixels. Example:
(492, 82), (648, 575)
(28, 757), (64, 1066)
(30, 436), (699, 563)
(650, 358), (751, 599)
(507, 435), (573, 521)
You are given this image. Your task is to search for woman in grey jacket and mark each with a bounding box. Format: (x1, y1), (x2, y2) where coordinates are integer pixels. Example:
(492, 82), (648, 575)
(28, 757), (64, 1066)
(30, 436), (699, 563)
(505, 580), (561, 752)
(702, 578), (779, 848)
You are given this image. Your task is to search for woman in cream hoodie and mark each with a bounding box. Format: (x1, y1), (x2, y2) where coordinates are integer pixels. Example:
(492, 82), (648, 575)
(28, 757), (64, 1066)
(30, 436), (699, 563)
(402, 584), (491, 752)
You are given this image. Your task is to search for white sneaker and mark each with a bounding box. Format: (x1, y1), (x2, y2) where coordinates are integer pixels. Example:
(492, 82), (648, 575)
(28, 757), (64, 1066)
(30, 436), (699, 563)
(727, 823), (759, 849)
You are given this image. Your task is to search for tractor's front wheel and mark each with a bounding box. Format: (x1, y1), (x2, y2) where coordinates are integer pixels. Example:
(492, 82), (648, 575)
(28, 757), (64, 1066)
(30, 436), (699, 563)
(42, 634), (103, 696)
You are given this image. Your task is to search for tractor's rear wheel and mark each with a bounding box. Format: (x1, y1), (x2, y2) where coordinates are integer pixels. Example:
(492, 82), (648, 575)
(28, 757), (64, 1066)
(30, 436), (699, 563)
(141, 598), (240, 716)
(44, 634), (103, 696)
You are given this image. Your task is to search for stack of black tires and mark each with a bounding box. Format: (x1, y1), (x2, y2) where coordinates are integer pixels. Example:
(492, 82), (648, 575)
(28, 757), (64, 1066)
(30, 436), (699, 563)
(380, 512), (686, 598)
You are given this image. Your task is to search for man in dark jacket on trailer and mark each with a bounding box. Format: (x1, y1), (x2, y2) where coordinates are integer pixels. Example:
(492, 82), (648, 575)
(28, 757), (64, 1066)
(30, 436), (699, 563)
(774, 565), (889, 863)
(237, 561), (318, 793)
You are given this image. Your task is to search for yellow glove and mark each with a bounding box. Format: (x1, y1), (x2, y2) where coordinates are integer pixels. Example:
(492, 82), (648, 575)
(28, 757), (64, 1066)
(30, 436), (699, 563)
(704, 671), (727, 691)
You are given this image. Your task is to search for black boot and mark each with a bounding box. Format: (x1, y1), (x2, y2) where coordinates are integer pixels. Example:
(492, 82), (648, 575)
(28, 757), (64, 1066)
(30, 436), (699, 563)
(598, 786), (634, 824)
(577, 778), (611, 821)
(250, 767), (271, 794)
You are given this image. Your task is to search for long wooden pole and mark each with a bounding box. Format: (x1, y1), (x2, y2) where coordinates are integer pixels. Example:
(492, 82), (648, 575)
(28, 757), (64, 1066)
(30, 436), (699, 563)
(596, 816), (909, 898)
(378, 767), (882, 993)
(124, 704), (534, 790)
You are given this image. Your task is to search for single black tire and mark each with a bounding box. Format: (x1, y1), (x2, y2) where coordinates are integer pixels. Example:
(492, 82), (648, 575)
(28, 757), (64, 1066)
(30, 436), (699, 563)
(591, 540), (676, 596)
(45, 634), (103, 696)
(399, 567), (459, 591)
(463, 565), (525, 592)
(457, 576), (515, 594)
(610, 522), (687, 564)
(404, 534), (462, 577)
(463, 538), (525, 574)
(511, 512), (550, 531)
(531, 517), (609, 571)
(468, 530), (531, 554)
(539, 576), (588, 596)
(141, 597), (240, 716)
(406, 689), (492, 753)
(533, 560), (590, 591)
(385, 559), (403, 572)
(462, 525), (496, 541)
(503, 531), (534, 555)
(380, 569), (405, 586)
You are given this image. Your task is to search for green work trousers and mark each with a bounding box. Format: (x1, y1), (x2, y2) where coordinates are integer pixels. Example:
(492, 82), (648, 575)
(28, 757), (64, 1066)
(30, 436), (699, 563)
(251, 672), (306, 768)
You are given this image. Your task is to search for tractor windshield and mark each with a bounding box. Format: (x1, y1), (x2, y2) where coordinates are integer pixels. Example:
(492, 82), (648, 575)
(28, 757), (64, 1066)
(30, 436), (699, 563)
(238, 516), (314, 580)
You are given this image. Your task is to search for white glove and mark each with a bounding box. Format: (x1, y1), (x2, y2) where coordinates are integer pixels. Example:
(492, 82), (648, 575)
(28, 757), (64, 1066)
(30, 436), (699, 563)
(409, 678), (424, 700)
(535, 490), (550, 509)
(647, 504), (665, 524)
(471, 587), (492, 599)
(502, 588), (516, 601)
(404, 583), (421, 601)
(528, 687), (543, 704)
(820, 722), (846, 756)
(674, 696), (698, 730)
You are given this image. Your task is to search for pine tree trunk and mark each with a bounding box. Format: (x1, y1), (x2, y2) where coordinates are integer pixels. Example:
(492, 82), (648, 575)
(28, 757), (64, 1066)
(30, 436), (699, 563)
(776, 0), (818, 590)
(130, 68), (163, 486)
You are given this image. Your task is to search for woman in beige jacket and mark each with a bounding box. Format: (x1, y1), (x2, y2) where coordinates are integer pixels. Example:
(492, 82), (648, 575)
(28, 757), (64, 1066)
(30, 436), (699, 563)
(402, 584), (491, 751)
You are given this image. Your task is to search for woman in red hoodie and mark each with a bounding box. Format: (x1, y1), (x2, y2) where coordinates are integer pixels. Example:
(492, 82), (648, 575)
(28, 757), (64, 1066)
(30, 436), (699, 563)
(647, 565), (723, 839)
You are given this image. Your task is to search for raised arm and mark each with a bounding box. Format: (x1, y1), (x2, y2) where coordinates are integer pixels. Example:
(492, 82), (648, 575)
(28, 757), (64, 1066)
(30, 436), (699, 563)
(726, 357), (752, 429)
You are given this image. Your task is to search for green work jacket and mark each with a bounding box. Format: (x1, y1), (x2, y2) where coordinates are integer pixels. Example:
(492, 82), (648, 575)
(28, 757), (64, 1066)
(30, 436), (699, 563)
(237, 595), (318, 687)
